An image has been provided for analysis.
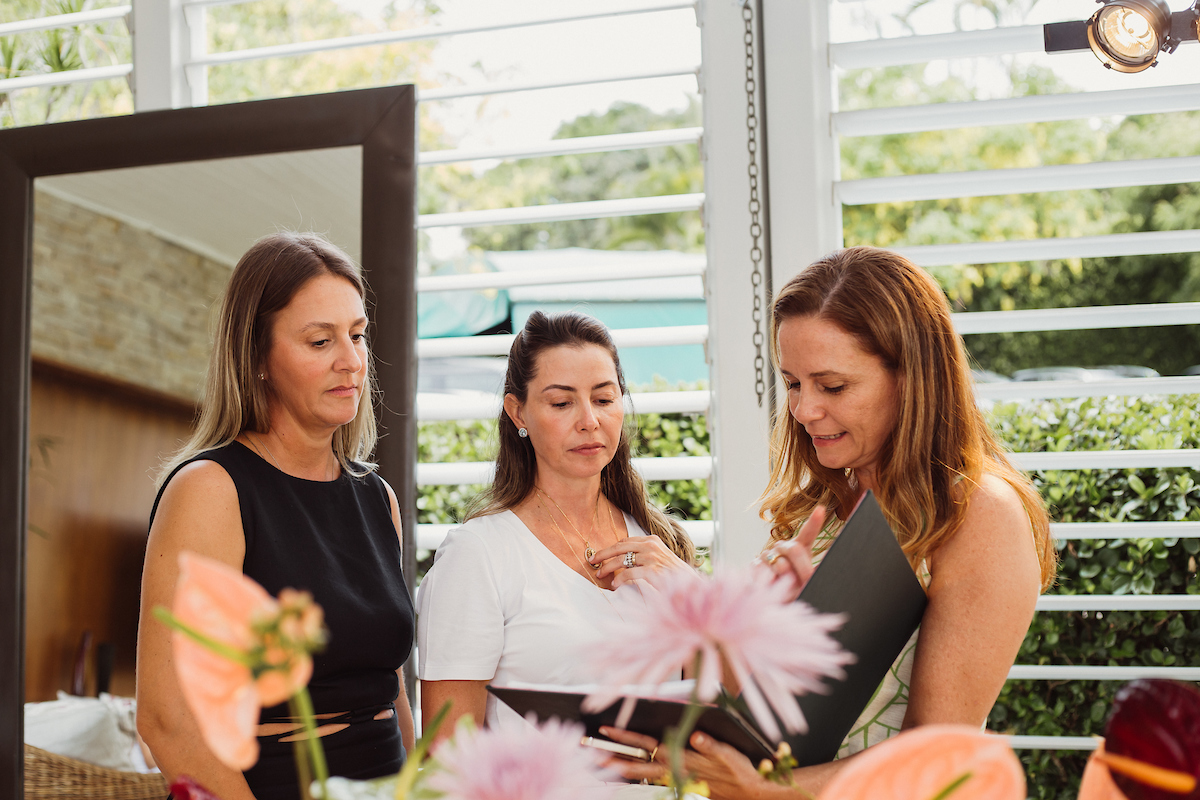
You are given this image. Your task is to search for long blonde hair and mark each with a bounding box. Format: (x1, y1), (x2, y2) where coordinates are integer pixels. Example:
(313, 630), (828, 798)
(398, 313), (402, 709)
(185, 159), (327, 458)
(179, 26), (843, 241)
(159, 232), (377, 484)
(759, 247), (1056, 590)
(467, 311), (696, 565)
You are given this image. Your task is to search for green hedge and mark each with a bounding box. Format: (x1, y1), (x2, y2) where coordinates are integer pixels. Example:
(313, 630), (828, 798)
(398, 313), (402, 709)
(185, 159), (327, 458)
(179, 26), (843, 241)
(986, 395), (1200, 799)
(415, 411), (713, 575)
(415, 396), (1200, 798)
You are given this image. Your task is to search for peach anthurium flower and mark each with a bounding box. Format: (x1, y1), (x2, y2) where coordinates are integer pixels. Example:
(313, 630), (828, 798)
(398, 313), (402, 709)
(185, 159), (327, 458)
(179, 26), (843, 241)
(818, 725), (1025, 800)
(1079, 742), (1130, 800)
(166, 552), (321, 771)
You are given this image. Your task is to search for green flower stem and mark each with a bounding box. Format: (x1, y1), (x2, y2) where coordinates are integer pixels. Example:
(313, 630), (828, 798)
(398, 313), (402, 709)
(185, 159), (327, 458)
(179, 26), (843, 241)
(394, 700), (451, 799)
(153, 607), (255, 665)
(290, 687), (329, 799)
(665, 653), (706, 799)
(289, 720), (313, 800)
(927, 771), (973, 800)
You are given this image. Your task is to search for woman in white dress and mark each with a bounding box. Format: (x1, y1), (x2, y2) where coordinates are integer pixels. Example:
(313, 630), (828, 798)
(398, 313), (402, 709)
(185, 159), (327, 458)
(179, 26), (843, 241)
(416, 310), (696, 740)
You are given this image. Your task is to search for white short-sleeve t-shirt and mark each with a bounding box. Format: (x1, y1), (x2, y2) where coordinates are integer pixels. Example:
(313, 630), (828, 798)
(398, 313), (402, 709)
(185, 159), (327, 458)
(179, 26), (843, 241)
(417, 509), (649, 730)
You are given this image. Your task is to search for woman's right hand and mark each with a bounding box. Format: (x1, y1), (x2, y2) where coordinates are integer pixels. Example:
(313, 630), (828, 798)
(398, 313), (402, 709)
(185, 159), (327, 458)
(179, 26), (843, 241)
(754, 505), (826, 602)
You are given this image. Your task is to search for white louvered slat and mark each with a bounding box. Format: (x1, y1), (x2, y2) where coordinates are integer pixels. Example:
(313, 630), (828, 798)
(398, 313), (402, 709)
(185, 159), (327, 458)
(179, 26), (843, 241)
(0, 5), (130, 36)
(1037, 595), (1200, 612)
(416, 455), (712, 486)
(418, 519), (714, 551)
(419, 127), (702, 165)
(418, 193), (704, 229)
(189, 1), (696, 67)
(830, 26), (1044, 70)
(417, 258), (704, 293)
(898, 230), (1200, 269)
(1052, 521), (1200, 540)
(419, 65), (699, 102)
(417, 324), (707, 358)
(1008, 665), (1200, 681)
(1004, 736), (1099, 751)
(0, 64), (133, 94)
(835, 84), (1200, 138)
(415, 389), (711, 421)
(952, 302), (1200, 335)
(1012, 450), (1200, 471)
(975, 376), (1200, 401)
(838, 156), (1200, 206)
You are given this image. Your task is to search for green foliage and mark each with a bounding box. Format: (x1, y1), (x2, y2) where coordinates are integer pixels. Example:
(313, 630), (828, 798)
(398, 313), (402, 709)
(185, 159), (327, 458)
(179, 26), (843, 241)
(432, 100), (704, 253)
(205, 0), (438, 108)
(838, 54), (1200, 376)
(985, 395), (1200, 800)
(1, 0), (132, 126)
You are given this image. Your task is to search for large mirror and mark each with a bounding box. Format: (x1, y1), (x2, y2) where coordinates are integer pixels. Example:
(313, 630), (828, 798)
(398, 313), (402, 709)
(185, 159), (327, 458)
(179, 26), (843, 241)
(0, 86), (418, 796)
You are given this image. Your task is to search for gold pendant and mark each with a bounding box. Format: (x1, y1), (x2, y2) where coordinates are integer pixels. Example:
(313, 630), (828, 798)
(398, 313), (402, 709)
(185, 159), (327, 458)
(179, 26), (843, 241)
(585, 546), (596, 562)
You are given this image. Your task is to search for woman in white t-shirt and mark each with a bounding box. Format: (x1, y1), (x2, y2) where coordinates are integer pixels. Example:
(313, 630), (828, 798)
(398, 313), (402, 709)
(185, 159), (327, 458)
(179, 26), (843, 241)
(416, 311), (697, 740)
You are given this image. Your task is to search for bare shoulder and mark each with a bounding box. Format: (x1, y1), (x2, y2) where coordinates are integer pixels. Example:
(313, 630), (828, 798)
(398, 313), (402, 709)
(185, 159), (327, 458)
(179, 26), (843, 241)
(376, 475), (403, 547)
(149, 459), (243, 566)
(931, 473), (1038, 589)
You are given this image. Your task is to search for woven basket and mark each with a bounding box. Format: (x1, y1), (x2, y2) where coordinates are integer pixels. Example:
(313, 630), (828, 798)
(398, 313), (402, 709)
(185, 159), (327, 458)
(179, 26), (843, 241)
(24, 744), (168, 800)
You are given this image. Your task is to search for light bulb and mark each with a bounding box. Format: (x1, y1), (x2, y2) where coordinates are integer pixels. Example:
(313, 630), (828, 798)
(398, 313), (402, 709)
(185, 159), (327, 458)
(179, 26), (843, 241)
(1086, 0), (1171, 73)
(1098, 7), (1157, 59)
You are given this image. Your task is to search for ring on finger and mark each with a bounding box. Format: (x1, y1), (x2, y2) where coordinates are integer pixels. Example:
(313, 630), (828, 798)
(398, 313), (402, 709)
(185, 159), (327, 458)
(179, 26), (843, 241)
(624, 551), (637, 568)
(764, 551), (780, 565)
(649, 745), (659, 762)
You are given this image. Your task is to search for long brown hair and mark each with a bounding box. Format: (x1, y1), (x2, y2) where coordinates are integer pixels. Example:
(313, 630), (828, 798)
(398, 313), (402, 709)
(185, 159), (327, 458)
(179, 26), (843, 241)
(468, 311), (696, 564)
(759, 247), (1055, 589)
(159, 232), (377, 483)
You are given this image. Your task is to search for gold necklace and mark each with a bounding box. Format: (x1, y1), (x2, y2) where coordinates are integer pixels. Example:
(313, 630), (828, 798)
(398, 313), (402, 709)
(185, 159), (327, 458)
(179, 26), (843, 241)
(537, 486), (606, 565)
(248, 431), (283, 472)
(537, 495), (607, 589)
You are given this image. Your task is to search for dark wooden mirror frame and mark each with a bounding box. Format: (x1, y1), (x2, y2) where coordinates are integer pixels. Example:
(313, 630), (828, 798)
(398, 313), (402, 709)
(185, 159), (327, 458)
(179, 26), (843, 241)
(0, 85), (419, 796)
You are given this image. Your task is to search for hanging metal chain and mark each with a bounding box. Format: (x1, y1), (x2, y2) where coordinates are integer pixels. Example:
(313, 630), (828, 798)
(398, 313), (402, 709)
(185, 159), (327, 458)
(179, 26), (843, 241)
(743, 0), (766, 407)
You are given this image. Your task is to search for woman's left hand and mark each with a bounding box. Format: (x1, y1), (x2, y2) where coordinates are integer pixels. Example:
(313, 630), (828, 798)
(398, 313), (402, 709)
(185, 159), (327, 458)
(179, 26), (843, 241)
(598, 726), (773, 800)
(592, 536), (696, 590)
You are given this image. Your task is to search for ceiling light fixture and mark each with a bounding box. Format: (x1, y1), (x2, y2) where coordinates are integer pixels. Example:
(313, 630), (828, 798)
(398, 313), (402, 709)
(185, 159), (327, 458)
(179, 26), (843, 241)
(1044, 0), (1198, 73)
(1088, 0), (1172, 72)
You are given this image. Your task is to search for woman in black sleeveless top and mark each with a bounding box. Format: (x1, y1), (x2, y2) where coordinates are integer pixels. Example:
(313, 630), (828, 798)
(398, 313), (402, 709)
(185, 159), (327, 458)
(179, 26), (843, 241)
(137, 233), (415, 800)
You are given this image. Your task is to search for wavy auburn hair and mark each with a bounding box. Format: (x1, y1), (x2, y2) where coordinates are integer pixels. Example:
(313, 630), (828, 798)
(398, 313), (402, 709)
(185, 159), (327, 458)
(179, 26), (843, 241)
(759, 247), (1055, 590)
(159, 232), (377, 484)
(467, 311), (695, 565)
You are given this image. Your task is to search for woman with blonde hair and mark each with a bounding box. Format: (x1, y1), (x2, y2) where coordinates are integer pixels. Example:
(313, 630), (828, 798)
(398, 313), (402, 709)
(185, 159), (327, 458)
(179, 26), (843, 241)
(137, 232), (415, 800)
(606, 246), (1056, 797)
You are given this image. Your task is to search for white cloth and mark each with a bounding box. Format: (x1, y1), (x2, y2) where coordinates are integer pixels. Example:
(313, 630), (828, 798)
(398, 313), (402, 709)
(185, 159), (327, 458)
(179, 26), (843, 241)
(24, 692), (149, 772)
(417, 509), (648, 731)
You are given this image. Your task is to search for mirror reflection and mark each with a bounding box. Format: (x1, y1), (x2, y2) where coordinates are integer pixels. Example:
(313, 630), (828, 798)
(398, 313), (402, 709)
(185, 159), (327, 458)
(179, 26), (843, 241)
(25, 148), (363, 705)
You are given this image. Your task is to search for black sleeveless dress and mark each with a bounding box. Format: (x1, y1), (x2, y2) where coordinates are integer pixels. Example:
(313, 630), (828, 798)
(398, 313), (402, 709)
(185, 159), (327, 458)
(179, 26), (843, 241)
(151, 442), (415, 800)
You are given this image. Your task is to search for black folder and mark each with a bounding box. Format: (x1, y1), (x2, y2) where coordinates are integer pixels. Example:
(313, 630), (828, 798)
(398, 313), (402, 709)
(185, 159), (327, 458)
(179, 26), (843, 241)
(488, 491), (927, 766)
(487, 685), (776, 762)
(783, 490), (928, 765)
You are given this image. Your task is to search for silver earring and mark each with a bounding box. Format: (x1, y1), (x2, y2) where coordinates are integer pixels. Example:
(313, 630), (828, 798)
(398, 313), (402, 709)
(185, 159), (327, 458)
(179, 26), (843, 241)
(518, 427), (528, 438)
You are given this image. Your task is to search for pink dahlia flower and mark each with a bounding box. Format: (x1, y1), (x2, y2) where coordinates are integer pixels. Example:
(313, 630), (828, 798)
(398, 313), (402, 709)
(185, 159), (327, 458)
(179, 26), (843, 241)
(428, 716), (616, 800)
(585, 567), (852, 742)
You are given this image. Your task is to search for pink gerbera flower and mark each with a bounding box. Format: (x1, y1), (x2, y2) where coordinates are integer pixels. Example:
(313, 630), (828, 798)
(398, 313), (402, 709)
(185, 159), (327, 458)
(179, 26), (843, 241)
(428, 716), (616, 800)
(585, 567), (852, 742)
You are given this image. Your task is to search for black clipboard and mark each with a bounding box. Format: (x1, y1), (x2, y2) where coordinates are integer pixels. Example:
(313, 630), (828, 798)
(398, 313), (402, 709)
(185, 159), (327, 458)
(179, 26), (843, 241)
(784, 490), (928, 765)
(489, 491), (926, 766)
(486, 685), (775, 762)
